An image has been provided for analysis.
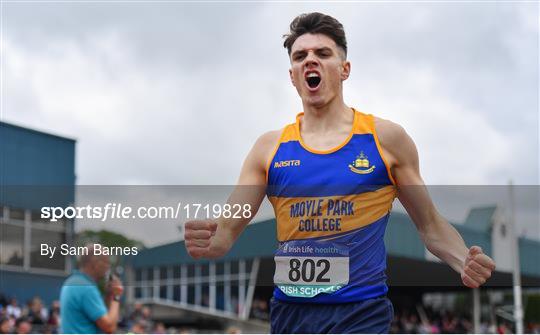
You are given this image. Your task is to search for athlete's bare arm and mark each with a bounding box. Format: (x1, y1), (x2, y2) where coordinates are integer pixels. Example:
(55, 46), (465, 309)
(184, 130), (281, 259)
(375, 117), (496, 288)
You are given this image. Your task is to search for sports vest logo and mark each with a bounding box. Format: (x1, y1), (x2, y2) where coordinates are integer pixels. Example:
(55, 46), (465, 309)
(348, 151), (375, 174)
(274, 160), (301, 168)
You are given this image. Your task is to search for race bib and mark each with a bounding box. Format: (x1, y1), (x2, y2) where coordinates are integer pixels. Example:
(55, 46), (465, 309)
(274, 240), (349, 298)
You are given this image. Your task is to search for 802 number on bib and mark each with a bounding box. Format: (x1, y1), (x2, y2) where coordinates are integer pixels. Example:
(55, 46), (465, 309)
(288, 258), (330, 283)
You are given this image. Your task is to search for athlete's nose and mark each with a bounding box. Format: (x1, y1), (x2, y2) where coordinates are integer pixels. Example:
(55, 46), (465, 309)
(303, 51), (319, 69)
(305, 59), (318, 69)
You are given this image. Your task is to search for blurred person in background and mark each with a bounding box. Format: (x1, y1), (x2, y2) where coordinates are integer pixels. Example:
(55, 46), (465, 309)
(127, 302), (143, 328)
(129, 320), (146, 334)
(153, 322), (166, 334)
(226, 326), (242, 334)
(0, 317), (12, 334)
(250, 298), (269, 321)
(140, 306), (154, 332)
(526, 322), (540, 334)
(47, 300), (60, 330)
(27, 296), (48, 326)
(497, 322), (512, 334)
(59, 243), (124, 334)
(14, 317), (31, 334)
(6, 298), (21, 319)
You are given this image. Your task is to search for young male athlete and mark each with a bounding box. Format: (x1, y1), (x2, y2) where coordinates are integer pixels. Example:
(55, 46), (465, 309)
(184, 13), (496, 333)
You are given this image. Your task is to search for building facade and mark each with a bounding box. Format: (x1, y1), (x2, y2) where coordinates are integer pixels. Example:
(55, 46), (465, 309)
(0, 122), (76, 304)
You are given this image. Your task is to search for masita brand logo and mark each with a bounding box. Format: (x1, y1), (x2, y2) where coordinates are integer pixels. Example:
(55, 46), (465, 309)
(349, 151), (375, 174)
(274, 160), (301, 168)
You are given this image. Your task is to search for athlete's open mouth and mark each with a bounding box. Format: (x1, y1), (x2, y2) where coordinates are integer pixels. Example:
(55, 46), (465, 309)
(305, 72), (321, 89)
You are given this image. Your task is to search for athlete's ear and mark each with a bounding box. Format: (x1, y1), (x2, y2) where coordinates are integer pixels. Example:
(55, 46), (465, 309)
(289, 68), (296, 87)
(341, 60), (351, 81)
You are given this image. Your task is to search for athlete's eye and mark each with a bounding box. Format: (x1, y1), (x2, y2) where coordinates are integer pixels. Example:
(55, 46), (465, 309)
(293, 53), (305, 61)
(318, 50), (332, 57)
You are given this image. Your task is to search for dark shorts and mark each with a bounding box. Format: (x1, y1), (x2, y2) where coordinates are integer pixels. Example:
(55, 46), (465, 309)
(270, 295), (394, 334)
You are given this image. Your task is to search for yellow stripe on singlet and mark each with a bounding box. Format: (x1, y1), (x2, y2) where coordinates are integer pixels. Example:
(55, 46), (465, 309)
(268, 185), (397, 242)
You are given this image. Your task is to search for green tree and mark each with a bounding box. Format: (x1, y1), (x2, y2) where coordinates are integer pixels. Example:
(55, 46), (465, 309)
(525, 294), (540, 323)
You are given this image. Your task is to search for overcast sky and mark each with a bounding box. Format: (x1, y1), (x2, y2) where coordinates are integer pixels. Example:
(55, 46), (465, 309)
(2, 2), (538, 244)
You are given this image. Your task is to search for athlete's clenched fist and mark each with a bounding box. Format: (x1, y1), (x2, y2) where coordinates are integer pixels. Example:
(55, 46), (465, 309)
(461, 246), (496, 288)
(184, 220), (218, 259)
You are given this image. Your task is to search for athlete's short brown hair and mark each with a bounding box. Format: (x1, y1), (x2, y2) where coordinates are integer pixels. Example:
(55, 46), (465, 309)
(283, 12), (347, 58)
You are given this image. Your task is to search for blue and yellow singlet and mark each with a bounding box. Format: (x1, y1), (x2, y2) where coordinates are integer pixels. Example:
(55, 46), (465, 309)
(266, 108), (397, 303)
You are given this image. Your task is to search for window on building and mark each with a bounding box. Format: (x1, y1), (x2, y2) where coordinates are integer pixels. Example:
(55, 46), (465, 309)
(216, 262), (224, 277)
(173, 266), (181, 279)
(160, 266), (168, 280)
(173, 285), (181, 302)
(230, 285), (239, 314)
(144, 285), (154, 299)
(159, 286), (167, 299)
(231, 260), (239, 275)
(30, 229), (66, 270)
(136, 268), (143, 282)
(9, 208), (25, 221)
(187, 264), (195, 277)
(246, 259), (253, 273)
(30, 210), (67, 228)
(202, 284), (209, 307)
(201, 263), (209, 277)
(187, 285), (195, 305)
(147, 267), (154, 281)
(216, 283), (225, 311)
(135, 287), (142, 299)
(31, 209), (50, 225)
(0, 224), (24, 266)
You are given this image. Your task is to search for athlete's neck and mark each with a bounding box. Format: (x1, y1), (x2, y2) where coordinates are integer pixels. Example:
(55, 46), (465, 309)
(300, 101), (353, 134)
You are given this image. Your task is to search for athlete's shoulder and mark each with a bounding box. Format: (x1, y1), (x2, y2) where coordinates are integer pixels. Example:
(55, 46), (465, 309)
(374, 117), (412, 148)
(373, 116), (408, 145)
(247, 129), (284, 170)
(254, 129), (283, 153)
(374, 116), (417, 167)
(257, 129), (283, 144)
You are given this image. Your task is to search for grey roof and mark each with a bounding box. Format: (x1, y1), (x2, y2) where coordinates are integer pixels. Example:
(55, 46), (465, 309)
(463, 206), (497, 231)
